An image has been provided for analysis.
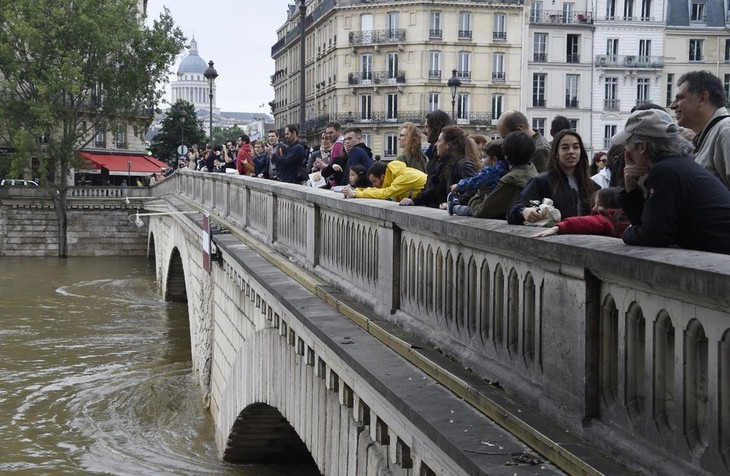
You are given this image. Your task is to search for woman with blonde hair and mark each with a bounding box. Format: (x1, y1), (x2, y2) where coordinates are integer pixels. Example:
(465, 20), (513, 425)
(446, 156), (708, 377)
(396, 122), (427, 172)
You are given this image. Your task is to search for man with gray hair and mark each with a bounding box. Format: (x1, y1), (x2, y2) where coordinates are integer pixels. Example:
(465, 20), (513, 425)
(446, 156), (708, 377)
(612, 109), (730, 254)
(670, 71), (730, 189)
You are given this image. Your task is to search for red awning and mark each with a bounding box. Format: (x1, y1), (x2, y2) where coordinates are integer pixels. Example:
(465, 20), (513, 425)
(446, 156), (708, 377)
(78, 152), (167, 176)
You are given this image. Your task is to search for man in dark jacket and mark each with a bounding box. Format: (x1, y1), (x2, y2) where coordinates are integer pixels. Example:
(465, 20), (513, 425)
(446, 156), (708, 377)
(276, 124), (308, 184)
(342, 127), (374, 186)
(613, 109), (730, 254)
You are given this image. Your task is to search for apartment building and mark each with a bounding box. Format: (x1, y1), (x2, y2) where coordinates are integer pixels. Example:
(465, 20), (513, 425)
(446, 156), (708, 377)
(525, 0), (595, 146)
(271, 0), (525, 156)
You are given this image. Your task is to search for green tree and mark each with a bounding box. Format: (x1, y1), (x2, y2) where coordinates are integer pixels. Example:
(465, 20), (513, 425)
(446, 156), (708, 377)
(211, 125), (246, 146)
(0, 0), (185, 257)
(150, 100), (206, 162)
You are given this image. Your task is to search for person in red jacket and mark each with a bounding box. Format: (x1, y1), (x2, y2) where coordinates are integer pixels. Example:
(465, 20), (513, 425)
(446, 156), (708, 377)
(236, 134), (254, 176)
(531, 187), (630, 238)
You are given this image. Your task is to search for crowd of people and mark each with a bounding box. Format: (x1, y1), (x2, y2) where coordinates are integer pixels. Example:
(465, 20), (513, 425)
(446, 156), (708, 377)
(181, 70), (730, 255)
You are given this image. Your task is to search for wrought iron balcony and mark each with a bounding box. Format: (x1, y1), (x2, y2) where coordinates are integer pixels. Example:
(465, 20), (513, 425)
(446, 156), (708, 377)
(428, 70), (442, 79)
(349, 29), (406, 46)
(565, 97), (579, 108)
(493, 31), (507, 41)
(529, 10), (594, 24)
(456, 70), (471, 80)
(533, 98), (546, 108)
(429, 29), (442, 39)
(458, 30), (472, 40)
(533, 53), (547, 62)
(594, 55), (664, 69)
(330, 110), (492, 128)
(492, 72), (506, 81)
(270, 68), (288, 86)
(567, 54), (580, 63)
(604, 99), (620, 111)
(348, 70), (406, 85)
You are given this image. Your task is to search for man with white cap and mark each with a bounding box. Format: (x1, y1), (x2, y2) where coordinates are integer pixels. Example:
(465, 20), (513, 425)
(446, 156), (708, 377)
(613, 108), (730, 254)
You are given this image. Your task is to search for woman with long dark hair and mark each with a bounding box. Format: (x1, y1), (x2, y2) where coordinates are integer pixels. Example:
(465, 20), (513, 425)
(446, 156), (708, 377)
(422, 110), (451, 164)
(400, 125), (479, 209)
(507, 130), (599, 224)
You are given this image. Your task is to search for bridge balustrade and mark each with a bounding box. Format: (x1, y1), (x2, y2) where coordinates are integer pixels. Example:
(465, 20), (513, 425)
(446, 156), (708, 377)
(158, 171), (730, 474)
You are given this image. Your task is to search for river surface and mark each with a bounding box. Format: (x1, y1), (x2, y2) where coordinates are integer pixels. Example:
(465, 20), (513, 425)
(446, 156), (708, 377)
(0, 257), (318, 476)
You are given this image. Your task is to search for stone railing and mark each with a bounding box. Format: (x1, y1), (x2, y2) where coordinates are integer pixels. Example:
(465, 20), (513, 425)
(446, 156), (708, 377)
(156, 171), (730, 475)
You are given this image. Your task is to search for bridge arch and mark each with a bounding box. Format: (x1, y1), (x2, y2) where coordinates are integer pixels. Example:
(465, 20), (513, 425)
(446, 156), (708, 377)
(165, 247), (187, 302)
(223, 402), (315, 465)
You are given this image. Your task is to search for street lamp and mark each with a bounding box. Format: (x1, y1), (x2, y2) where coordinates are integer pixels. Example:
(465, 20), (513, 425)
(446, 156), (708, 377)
(448, 69), (462, 122)
(203, 60), (218, 142)
(178, 108), (187, 149)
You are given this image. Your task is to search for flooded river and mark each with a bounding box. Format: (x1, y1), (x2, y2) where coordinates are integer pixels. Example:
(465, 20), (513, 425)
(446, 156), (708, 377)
(0, 257), (318, 475)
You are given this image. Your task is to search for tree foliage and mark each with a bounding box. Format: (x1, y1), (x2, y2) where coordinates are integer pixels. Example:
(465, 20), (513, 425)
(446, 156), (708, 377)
(0, 0), (185, 256)
(149, 100), (206, 163)
(211, 125), (247, 146)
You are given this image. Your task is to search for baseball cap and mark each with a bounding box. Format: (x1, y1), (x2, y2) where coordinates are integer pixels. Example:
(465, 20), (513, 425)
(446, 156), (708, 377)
(611, 109), (679, 145)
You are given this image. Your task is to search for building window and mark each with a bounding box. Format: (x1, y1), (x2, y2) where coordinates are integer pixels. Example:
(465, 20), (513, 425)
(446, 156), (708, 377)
(604, 125), (617, 149)
(360, 54), (373, 81)
(457, 93), (470, 122)
(569, 118), (578, 130)
(666, 73), (674, 107)
(637, 78), (650, 106)
(114, 123), (127, 149)
(429, 11), (442, 38)
(639, 39), (651, 62)
(492, 53), (505, 80)
(640, 0), (652, 20)
(607, 38), (619, 60)
(458, 51), (471, 79)
(94, 124), (106, 148)
(386, 12), (400, 39)
(362, 133), (371, 147)
(532, 118), (546, 136)
(566, 34), (579, 63)
(428, 92), (440, 112)
(493, 14), (506, 40)
(385, 133), (398, 157)
(689, 39), (704, 62)
(605, 77), (619, 111)
(691, 2), (705, 21)
(492, 94), (504, 120)
(386, 93), (398, 121)
(563, 2), (575, 23)
(428, 51), (441, 79)
(724, 74), (730, 104)
(725, 39), (730, 62)
(534, 33), (547, 62)
(624, 0), (634, 19)
(566, 74), (579, 108)
(533, 73), (546, 107)
(386, 52), (399, 81)
(606, 0), (616, 19)
(458, 12), (472, 39)
(530, 1), (543, 22)
(359, 94), (372, 121)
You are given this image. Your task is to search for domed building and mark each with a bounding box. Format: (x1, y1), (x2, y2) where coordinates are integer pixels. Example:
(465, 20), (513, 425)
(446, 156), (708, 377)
(170, 37), (219, 115)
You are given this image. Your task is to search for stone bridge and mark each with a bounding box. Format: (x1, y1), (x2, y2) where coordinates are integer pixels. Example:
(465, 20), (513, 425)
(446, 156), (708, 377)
(145, 170), (730, 476)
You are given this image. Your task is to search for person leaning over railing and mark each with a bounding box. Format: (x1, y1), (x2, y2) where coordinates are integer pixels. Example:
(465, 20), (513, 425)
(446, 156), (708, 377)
(341, 160), (427, 201)
(507, 130), (599, 224)
(614, 108), (730, 254)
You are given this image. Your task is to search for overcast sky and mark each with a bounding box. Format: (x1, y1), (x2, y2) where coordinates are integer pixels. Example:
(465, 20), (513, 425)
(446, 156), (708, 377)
(145, 0), (295, 114)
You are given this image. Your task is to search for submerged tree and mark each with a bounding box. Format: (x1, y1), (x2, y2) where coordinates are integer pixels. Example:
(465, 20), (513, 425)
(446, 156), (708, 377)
(0, 0), (185, 257)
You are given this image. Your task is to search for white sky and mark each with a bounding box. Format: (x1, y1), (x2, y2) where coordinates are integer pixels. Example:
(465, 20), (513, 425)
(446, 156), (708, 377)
(145, 0), (295, 114)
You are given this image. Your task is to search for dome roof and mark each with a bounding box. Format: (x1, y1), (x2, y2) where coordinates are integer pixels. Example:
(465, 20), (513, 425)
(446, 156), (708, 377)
(177, 38), (207, 75)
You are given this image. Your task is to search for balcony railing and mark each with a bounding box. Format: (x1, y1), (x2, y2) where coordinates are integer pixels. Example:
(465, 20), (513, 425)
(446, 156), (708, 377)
(327, 111), (493, 128)
(533, 98), (546, 108)
(599, 14), (657, 21)
(567, 53), (580, 63)
(458, 30), (472, 39)
(493, 31), (507, 40)
(428, 69), (441, 79)
(456, 70), (471, 80)
(533, 53), (547, 62)
(429, 29), (442, 39)
(594, 55), (664, 69)
(604, 99), (620, 111)
(349, 29), (406, 46)
(565, 97), (579, 108)
(348, 70), (406, 85)
(492, 72), (506, 81)
(529, 10), (594, 24)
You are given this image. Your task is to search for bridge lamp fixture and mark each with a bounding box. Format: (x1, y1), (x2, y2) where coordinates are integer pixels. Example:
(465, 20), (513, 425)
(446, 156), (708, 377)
(447, 69), (462, 121)
(130, 210), (201, 229)
(203, 60), (218, 141)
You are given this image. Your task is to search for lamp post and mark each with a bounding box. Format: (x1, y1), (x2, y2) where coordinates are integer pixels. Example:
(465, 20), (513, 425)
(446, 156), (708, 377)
(178, 108), (187, 149)
(448, 69), (462, 122)
(203, 60), (218, 142)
